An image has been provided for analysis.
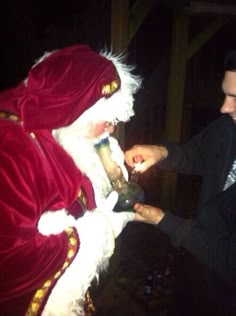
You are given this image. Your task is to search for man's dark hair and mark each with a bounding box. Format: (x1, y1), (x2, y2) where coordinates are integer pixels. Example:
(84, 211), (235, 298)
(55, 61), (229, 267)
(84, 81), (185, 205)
(224, 50), (236, 71)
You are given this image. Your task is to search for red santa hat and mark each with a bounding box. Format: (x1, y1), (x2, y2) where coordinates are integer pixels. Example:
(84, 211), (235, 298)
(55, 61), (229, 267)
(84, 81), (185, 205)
(0, 44), (141, 131)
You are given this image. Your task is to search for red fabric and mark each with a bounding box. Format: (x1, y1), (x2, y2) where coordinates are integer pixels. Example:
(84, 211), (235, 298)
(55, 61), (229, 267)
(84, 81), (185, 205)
(0, 119), (95, 311)
(0, 45), (120, 131)
(0, 44), (114, 314)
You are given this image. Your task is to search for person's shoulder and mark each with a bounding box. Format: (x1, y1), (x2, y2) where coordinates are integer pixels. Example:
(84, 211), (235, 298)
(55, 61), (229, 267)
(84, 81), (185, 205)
(214, 114), (232, 125)
(204, 115), (233, 133)
(193, 115), (232, 146)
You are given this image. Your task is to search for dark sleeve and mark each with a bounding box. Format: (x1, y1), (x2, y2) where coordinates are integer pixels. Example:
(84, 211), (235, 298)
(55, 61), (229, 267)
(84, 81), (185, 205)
(158, 117), (225, 176)
(158, 140), (205, 176)
(158, 211), (236, 286)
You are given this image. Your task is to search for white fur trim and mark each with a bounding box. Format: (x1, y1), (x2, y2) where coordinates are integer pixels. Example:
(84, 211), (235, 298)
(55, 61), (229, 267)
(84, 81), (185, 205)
(41, 211), (115, 316)
(109, 136), (129, 181)
(53, 129), (129, 207)
(52, 130), (112, 206)
(38, 210), (76, 235)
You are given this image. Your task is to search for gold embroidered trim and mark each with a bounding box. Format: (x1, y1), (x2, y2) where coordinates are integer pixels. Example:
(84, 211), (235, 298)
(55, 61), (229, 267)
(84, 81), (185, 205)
(78, 188), (87, 208)
(84, 289), (96, 316)
(25, 227), (79, 316)
(101, 79), (120, 96)
(0, 111), (37, 140)
(0, 111), (19, 122)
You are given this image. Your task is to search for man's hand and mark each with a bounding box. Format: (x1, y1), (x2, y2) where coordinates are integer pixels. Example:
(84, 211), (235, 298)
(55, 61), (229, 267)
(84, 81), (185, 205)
(125, 145), (168, 173)
(133, 203), (165, 225)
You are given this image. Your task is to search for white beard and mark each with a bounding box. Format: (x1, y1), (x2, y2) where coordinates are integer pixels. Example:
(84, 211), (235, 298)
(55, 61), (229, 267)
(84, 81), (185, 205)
(53, 130), (112, 206)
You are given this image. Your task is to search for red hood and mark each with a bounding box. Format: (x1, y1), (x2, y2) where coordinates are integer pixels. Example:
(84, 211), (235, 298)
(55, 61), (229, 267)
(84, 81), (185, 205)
(0, 45), (120, 131)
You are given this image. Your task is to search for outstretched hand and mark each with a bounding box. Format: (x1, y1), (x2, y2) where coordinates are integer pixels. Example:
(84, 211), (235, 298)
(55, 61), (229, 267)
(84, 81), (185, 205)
(133, 203), (165, 225)
(125, 145), (168, 173)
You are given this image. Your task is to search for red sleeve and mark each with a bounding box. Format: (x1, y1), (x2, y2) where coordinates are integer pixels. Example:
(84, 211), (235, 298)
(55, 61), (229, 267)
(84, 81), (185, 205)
(0, 123), (80, 301)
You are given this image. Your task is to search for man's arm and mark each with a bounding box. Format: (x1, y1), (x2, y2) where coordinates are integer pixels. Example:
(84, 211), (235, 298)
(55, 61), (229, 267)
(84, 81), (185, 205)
(134, 201), (236, 287)
(158, 209), (236, 287)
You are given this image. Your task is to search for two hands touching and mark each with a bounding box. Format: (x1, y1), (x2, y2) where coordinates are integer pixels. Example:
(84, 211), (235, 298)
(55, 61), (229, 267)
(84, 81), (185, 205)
(38, 145), (167, 242)
(94, 143), (168, 236)
(95, 190), (165, 239)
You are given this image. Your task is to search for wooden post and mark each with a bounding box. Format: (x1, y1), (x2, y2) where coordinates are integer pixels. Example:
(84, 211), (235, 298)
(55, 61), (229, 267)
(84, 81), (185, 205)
(160, 14), (228, 210)
(160, 14), (189, 210)
(110, 0), (129, 148)
(107, 0), (130, 274)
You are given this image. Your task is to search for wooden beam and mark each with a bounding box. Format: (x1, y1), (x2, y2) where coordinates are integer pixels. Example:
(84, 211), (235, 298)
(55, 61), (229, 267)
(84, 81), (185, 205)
(160, 13), (228, 209)
(186, 1), (236, 15)
(165, 14), (189, 142)
(110, 0), (155, 145)
(160, 14), (189, 209)
(129, 0), (156, 43)
(111, 0), (129, 53)
(111, 0), (156, 50)
(187, 16), (229, 60)
(110, 0), (130, 146)
(109, 0), (130, 273)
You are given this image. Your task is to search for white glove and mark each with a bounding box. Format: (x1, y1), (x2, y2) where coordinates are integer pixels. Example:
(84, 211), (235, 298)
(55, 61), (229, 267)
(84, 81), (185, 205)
(109, 136), (129, 182)
(96, 191), (135, 238)
(43, 201), (116, 316)
(42, 192), (134, 315)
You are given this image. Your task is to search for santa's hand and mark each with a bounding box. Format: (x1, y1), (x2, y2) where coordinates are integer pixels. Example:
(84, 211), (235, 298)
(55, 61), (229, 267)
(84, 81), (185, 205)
(109, 136), (129, 181)
(97, 191), (135, 238)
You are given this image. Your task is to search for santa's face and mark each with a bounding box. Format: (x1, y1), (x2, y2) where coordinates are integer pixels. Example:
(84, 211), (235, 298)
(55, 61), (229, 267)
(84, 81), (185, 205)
(84, 121), (116, 138)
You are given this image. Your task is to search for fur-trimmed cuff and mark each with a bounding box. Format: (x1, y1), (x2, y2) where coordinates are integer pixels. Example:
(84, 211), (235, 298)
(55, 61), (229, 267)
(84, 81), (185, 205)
(41, 211), (115, 316)
(26, 227), (79, 316)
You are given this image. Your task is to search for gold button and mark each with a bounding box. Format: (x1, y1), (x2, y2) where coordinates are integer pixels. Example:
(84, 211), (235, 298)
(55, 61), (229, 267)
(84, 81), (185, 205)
(54, 271), (61, 279)
(31, 303), (40, 312)
(35, 289), (43, 299)
(30, 132), (36, 139)
(67, 249), (75, 259)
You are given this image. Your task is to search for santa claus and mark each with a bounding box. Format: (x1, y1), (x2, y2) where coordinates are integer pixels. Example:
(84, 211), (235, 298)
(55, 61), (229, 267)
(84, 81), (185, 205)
(0, 44), (141, 315)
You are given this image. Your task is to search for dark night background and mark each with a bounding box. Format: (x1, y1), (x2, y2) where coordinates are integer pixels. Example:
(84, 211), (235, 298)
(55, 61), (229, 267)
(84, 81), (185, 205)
(1, 0), (235, 153)
(1, 1), (236, 314)
(0, 0), (235, 137)
(0, 1), (111, 89)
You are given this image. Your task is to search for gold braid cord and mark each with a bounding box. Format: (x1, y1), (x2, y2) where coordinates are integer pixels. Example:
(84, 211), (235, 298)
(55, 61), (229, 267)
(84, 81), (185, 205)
(25, 227), (79, 316)
(84, 289), (96, 316)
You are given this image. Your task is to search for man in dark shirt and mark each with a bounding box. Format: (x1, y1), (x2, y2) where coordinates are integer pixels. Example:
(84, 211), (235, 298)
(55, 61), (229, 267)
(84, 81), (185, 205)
(125, 51), (236, 316)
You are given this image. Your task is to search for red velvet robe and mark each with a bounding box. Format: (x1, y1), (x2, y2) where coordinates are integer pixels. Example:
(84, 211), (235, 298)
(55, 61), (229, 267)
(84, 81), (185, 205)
(0, 44), (119, 315)
(0, 116), (95, 315)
